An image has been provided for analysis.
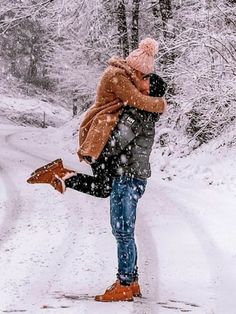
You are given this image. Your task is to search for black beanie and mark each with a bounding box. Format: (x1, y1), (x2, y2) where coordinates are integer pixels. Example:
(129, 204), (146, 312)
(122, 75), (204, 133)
(149, 73), (167, 97)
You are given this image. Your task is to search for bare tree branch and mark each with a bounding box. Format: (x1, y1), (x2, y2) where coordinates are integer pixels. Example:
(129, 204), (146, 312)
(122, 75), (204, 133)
(0, 0), (54, 34)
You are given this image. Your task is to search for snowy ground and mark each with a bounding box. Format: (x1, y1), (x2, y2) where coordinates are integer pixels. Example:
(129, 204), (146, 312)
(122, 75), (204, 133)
(0, 95), (70, 127)
(0, 107), (236, 314)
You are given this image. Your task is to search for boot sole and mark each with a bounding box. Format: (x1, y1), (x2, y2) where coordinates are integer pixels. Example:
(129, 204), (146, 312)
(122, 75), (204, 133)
(30, 158), (62, 176)
(95, 297), (133, 302)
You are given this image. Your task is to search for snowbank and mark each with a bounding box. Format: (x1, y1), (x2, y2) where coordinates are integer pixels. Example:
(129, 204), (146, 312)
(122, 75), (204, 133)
(0, 95), (71, 127)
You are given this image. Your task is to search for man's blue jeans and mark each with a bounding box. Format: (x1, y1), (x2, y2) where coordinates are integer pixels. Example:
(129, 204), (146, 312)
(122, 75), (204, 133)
(110, 176), (147, 284)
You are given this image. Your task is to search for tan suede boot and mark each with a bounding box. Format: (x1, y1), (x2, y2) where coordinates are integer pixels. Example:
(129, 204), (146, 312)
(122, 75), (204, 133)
(95, 280), (133, 302)
(27, 159), (75, 193)
(130, 280), (142, 297)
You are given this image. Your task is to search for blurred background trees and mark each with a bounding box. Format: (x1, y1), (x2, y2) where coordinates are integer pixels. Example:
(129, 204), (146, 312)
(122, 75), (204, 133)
(0, 0), (235, 151)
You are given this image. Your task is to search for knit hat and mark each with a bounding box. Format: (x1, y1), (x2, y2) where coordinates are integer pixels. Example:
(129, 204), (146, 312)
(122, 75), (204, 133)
(126, 38), (159, 75)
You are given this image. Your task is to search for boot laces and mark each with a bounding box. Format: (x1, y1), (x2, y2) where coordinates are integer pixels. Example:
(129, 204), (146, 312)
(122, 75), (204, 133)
(106, 281), (118, 292)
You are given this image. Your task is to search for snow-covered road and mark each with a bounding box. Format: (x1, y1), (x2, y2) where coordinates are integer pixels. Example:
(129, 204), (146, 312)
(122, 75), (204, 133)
(0, 125), (236, 314)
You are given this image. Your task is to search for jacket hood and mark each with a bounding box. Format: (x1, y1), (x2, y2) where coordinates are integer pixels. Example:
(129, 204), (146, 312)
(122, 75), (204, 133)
(108, 57), (141, 89)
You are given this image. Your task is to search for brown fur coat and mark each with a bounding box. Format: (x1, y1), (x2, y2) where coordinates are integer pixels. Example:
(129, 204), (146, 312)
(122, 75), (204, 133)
(77, 57), (165, 161)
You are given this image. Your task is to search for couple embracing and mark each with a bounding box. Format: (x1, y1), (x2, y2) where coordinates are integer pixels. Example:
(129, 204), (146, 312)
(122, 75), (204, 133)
(27, 37), (167, 302)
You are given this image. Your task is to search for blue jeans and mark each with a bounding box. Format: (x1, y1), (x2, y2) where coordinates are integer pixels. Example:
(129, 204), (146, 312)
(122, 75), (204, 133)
(110, 176), (147, 284)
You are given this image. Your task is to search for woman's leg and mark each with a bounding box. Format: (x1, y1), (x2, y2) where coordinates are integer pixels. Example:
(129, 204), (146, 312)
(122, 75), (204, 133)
(65, 172), (112, 198)
(27, 158), (113, 196)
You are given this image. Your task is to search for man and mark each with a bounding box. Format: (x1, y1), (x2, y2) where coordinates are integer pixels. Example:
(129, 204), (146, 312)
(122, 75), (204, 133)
(92, 73), (166, 301)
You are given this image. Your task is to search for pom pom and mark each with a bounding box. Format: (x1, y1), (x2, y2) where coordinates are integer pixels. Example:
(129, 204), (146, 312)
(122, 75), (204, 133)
(139, 38), (158, 56)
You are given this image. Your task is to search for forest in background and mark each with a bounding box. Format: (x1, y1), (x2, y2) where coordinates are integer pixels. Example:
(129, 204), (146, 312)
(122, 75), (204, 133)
(0, 0), (235, 155)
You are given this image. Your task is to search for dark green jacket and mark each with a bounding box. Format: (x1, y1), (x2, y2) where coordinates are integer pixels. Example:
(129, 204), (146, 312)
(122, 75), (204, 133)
(94, 73), (167, 179)
(100, 106), (160, 179)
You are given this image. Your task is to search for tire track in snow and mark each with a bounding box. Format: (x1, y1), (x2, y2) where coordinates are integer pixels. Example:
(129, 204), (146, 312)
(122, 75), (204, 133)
(158, 182), (235, 313)
(134, 181), (213, 314)
(0, 127), (111, 311)
(0, 129), (50, 180)
(169, 184), (236, 313)
(0, 128), (73, 308)
(135, 210), (161, 314)
(5, 131), (49, 163)
(0, 128), (49, 248)
(0, 162), (22, 249)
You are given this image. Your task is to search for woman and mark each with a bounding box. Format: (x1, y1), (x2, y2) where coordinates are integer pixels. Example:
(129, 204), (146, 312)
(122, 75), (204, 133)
(27, 73), (166, 197)
(78, 37), (166, 162)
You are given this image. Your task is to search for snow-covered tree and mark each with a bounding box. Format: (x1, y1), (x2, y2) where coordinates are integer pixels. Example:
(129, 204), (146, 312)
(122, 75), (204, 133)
(0, 0), (235, 151)
(0, 0), (54, 88)
(154, 0), (236, 153)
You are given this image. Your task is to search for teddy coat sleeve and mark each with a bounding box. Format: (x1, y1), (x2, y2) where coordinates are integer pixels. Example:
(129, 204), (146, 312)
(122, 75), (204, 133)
(110, 73), (165, 113)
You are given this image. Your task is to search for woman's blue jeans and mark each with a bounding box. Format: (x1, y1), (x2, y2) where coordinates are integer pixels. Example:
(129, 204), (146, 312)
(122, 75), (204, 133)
(110, 176), (147, 284)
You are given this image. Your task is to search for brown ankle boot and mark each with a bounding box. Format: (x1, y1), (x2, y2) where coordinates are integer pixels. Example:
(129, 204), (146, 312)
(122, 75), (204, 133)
(29, 159), (73, 178)
(27, 159), (75, 193)
(130, 280), (142, 297)
(95, 280), (133, 302)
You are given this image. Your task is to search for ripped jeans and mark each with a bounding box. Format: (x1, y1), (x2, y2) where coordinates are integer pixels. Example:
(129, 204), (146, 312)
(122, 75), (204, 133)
(110, 176), (147, 285)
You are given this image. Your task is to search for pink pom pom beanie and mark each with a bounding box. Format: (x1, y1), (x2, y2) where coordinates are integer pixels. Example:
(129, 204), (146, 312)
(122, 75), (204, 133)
(126, 38), (159, 75)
